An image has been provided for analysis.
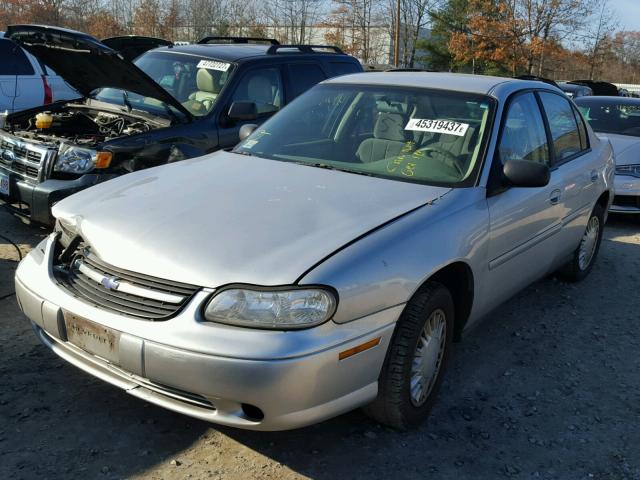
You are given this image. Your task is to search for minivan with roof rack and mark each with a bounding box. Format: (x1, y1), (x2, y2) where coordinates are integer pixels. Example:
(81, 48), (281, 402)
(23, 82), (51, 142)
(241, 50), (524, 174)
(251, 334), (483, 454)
(0, 25), (362, 225)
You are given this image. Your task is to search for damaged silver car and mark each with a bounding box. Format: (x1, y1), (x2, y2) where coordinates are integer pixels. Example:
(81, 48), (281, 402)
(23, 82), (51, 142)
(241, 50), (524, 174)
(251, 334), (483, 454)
(16, 72), (614, 430)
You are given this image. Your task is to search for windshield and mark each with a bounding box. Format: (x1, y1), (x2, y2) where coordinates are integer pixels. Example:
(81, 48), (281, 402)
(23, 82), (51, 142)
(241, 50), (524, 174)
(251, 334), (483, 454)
(576, 99), (640, 137)
(234, 84), (494, 186)
(94, 52), (234, 117)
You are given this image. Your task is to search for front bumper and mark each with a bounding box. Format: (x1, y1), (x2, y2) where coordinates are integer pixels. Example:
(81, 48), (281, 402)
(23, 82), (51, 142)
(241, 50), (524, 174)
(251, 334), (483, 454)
(0, 167), (116, 225)
(611, 174), (640, 213)
(14, 234), (399, 430)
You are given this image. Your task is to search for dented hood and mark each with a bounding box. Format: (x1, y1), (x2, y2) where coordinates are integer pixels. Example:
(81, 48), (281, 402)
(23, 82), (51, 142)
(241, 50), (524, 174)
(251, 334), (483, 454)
(6, 25), (192, 119)
(52, 151), (449, 288)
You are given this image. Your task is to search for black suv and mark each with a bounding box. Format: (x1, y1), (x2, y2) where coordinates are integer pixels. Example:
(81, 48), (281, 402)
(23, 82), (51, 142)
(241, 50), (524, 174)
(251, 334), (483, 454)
(0, 25), (362, 225)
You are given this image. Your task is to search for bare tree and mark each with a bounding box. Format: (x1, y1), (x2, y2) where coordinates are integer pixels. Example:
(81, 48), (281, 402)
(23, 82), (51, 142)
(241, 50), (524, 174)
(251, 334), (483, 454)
(387, 0), (439, 67)
(584, 0), (617, 79)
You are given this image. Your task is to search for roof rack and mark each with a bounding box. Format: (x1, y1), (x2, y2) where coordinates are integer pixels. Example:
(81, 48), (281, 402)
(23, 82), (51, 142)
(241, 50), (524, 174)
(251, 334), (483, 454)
(198, 36), (280, 45)
(266, 44), (344, 55)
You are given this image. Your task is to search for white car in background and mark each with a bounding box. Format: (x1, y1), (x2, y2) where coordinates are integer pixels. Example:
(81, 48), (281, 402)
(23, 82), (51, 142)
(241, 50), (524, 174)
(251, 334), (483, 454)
(575, 96), (640, 213)
(0, 32), (78, 113)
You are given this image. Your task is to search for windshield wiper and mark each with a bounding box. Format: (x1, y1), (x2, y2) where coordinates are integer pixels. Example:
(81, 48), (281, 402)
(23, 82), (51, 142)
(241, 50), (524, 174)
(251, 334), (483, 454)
(310, 163), (376, 177)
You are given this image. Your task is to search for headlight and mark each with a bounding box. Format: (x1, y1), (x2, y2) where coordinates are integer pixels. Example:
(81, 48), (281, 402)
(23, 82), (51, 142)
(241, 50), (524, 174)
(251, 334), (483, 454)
(203, 286), (337, 329)
(615, 164), (640, 178)
(55, 144), (97, 173)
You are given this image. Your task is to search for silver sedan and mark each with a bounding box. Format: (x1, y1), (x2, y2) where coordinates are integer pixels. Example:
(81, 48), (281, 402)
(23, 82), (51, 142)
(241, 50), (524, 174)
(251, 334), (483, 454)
(15, 73), (614, 431)
(575, 96), (640, 214)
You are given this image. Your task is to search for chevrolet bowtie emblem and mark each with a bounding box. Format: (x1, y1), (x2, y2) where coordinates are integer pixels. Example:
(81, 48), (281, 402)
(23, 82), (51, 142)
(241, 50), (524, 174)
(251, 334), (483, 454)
(101, 276), (120, 291)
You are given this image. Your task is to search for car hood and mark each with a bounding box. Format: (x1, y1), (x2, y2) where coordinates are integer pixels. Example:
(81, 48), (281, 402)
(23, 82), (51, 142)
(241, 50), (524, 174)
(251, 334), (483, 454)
(6, 25), (192, 119)
(101, 35), (173, 62)
(605, 133), (640, 166)
(52, 151), (450, 288)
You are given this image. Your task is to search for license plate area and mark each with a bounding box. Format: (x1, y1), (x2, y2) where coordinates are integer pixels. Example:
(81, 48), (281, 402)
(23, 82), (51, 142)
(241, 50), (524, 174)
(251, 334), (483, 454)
(63, 311), (121, 364)
(0, 172), (8, 196)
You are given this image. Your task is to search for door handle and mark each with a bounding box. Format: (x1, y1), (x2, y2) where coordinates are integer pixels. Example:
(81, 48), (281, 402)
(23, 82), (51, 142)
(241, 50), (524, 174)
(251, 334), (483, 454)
(549, 189), (562, 205)
(590, 170), (598, 183)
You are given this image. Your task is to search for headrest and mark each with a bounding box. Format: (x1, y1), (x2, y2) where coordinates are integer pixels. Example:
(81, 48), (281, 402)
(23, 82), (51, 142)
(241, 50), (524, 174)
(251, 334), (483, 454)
(374, 113), (406, 142)
(247, 76), (273, 104)
(197, 69), (218, 93)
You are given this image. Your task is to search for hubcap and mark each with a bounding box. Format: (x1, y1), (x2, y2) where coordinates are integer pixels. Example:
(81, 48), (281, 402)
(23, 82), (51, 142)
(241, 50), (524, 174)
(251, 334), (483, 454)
(578, 215), (600, 271)
(410, 309), (446, 407)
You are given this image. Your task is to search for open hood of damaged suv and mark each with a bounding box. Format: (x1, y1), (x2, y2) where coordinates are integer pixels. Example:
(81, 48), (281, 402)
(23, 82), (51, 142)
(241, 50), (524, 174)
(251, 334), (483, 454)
(6, 25), (192, 119)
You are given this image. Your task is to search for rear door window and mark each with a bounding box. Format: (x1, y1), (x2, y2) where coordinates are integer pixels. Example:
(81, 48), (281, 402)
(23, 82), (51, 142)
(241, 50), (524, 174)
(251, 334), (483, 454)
(538, 92), (584, 163)
(571, 104), (589, 150)
(288, 63), (327, 99)
(0, 40), (35, 75)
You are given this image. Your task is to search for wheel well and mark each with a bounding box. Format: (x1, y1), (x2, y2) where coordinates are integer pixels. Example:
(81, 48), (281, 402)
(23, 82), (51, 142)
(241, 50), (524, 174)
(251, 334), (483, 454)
(427, 262), (474, 342)
(596, 191), (610, 210)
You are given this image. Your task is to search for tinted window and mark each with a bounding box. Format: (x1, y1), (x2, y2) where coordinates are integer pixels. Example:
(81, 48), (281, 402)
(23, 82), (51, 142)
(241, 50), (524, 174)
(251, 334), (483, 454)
(330, 62), (361, 76)
(499, 93), (549, 165)
(575, 98), (640, 137)
(539, 92), (582, 162)
(232, 67), (283, 116)
(289, 63), (326, 98)
(0, 40), (34, 75)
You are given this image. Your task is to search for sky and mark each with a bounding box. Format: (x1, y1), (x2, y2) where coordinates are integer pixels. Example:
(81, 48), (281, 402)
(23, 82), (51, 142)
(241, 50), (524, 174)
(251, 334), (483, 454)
(609, 0), (640, 31)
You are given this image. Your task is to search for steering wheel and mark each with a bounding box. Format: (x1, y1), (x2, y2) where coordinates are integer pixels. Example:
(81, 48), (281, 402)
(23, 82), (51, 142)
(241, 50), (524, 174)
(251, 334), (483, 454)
(417, 147), (464, 177)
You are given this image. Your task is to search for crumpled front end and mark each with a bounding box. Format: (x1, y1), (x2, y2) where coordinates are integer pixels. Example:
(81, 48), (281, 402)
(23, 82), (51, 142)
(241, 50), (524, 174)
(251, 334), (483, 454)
(14, 233), (399, 430)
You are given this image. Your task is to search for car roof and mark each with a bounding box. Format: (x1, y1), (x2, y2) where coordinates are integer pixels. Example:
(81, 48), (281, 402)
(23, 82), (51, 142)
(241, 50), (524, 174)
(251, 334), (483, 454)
(323, 72), (561, 96)
(150, 43), (355, 63)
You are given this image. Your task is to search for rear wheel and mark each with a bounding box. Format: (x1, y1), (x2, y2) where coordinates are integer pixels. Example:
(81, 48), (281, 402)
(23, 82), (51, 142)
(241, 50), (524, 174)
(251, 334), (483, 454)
(363, 282), (454, 430)
(557, 203), (604, 282)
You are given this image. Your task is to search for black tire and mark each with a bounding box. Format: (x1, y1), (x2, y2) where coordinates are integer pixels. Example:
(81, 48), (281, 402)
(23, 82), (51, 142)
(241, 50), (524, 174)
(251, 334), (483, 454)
(557, 203), (605, 282)
(363, 281), (454, 430)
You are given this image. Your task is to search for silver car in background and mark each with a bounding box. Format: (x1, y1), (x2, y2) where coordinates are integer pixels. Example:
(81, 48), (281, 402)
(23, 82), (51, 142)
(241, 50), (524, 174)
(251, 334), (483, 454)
(15, 73), (614, 431)
(575, 96), (640, 213)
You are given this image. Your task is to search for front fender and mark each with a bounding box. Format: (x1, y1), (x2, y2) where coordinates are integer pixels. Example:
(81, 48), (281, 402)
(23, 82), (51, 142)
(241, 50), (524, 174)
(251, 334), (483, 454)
(299, 188), (490, 324)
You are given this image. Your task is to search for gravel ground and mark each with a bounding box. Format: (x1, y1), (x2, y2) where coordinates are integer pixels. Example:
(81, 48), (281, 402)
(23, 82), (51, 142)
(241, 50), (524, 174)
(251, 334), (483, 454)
(1, 208), (640, 480)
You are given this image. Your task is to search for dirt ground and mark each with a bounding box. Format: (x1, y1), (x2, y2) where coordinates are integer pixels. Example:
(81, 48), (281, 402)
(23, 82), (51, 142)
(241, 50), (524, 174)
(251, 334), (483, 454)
(1, 207), (640, 480)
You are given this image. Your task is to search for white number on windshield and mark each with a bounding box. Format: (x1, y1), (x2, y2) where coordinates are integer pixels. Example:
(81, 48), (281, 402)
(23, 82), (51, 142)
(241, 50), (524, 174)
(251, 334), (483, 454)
(405, 118), (469, 137)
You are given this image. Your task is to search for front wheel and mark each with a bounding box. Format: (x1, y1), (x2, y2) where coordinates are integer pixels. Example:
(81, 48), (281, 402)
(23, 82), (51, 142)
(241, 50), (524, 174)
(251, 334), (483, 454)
(557, 203), (605, 282)
(363, 281), (454, 430)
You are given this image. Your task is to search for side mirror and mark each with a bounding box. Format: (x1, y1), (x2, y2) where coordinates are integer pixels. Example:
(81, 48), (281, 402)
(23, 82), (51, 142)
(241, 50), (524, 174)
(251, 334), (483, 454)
(239, 124), (258, 141)
(503, 159), (550, 188)
(228, 101), (257, 122)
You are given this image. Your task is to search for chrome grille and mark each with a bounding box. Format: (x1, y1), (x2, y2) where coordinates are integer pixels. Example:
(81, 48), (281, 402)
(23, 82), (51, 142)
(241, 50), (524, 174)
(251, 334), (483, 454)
(58, 248), (200, 320)
(0, 137), (47, 181)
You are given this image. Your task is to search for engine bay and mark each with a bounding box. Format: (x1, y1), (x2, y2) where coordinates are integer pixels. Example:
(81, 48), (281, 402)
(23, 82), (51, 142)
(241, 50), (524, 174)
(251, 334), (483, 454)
(7, 106), (158, 147)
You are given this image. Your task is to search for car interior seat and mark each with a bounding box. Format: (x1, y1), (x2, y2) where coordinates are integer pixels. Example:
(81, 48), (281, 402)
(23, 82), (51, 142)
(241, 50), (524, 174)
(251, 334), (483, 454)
(185, 68), (220, 112)
(356, 113), (409, 163)
(247, 74), (280, 114)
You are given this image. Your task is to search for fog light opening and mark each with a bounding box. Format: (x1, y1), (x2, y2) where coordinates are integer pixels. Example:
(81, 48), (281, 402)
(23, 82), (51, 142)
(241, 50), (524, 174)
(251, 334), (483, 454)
(241, 403), (264, 421)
